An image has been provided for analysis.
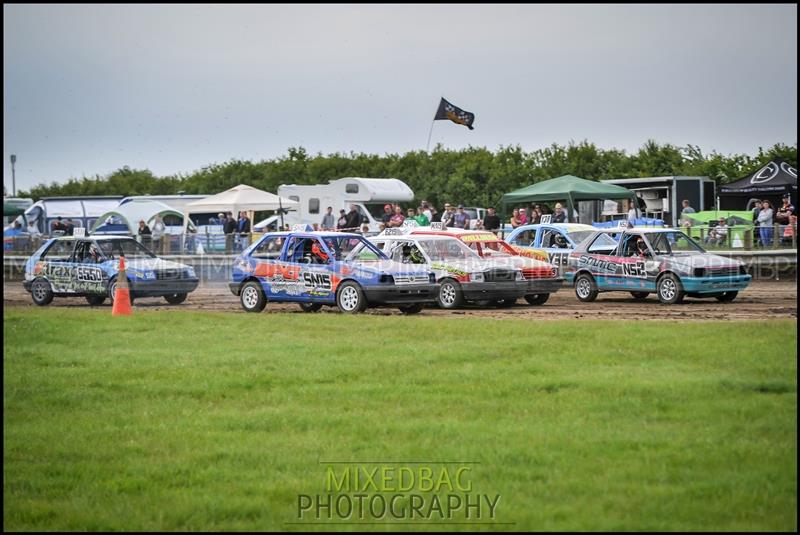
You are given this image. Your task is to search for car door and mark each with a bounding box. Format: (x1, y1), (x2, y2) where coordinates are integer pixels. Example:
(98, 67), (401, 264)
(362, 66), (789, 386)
(276, 236), (336, 302)
(71, 240), (108, 294)
(35, 239), (78, 293)
(611, 233), (655, 291)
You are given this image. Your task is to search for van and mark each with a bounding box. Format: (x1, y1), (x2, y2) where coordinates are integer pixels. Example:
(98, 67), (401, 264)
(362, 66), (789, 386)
(277, 178), (414, 232)
(20, 196), (123, 235)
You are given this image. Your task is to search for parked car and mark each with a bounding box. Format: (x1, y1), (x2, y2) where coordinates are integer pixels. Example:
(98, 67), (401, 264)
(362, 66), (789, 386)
(410, 225), (563, 305)
(506, 223), (598, 272)
(564, 228), (751, 304)
(370, 231), (533, 308)
(23, 236), (199, 306)
(229, 230), (439, 314)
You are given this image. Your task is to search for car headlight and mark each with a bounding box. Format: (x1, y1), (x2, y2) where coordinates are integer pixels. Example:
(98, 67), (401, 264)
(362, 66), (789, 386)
(693, 268), (706, 277)
(186, 266), (196, 278)
(515, 271), (525, 281)
(379, 274), (394, 284)
(469, 272), (484, 282)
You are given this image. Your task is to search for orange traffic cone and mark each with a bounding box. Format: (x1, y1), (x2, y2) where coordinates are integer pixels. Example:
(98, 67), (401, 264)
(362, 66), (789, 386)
(112, 255), (132, 316)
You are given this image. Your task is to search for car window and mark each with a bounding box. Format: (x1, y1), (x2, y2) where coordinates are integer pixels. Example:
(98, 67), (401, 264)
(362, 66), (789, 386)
(511, 229), (537, 247)
(40, 240), (75, 261)
(587, 233), (618, 254)
(252, 235), (285, 259)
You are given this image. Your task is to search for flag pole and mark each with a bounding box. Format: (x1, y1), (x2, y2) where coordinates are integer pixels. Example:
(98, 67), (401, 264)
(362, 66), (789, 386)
(426, 120), (435, 152)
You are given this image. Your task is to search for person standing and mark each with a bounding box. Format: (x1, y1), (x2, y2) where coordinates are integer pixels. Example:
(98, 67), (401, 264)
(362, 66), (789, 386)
(509, 208), (522, 229)
(442, 204), (456, 227)
(388, 205), (406, 228)
(518, 207), (528, 225)
(336, 209), (348, 230)
(345, 204), (362, 231)
(552, 203), (567, 223)
(321, 207), (335, 230)
(757, 200), (774, 247)
(238, 211), (251, 250)
(137, 220), (152, 247)
(482, 207), (501, 234)
(407, 207), (429, 226)
(453, 205), (471, 229)
(429, 205), (441, 223)
(64, 218), (76, 236)
(151, 214), (166, 254)
(224, 211), (237, 253)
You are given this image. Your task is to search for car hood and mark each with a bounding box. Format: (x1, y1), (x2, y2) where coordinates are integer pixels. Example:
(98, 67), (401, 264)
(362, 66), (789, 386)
(109, 257), (189, 271)
(664, 252), (743, 270)
(347, 259), (431, 277)
(483, 255), (554, 270)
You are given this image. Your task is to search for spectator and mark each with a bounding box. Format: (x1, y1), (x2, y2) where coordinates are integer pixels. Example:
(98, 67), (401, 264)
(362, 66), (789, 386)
(509, 208), (522, 228)
(345, 204), (362, 231)
(224, 211), (238, 253)
(51, 216), (66, 234)
(429, 204), (441, 223)
(64, 218), (76, 236)
(757, 200), (774, 247)
(518, 207), (528, 225)
(321, 206), (335, 230)
(378, 222), (386, 233)
(360, 224), (370, 235)
(336, 209), (348, 230)
(408, 207), (429, 226)
(482, 207), (501, 234)
(238, 211), (251, 250)
(453, 205), (470, 229)
(389, 205), (406, 228)
(530, 205), (542, 225)
(442, 204), (456, 227)
(705, 217), (729, 246)
(421, 201), (433, 222)
(681, 199), (696, 214)
(26, 219), (42, 240)
(782, 214), (797, 245)
(627, 199), (641, 224)
(776, 194), (795, 226)
(751, 200), (761, 225)
(552, 203), (567, 223)
(380, 204), (393, 226)
(152, 214), (166, 254)
(137, 220), (152, 246)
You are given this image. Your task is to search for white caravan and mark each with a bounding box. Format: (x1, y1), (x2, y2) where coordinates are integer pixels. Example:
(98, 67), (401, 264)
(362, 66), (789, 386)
(277, 177), (414, 232)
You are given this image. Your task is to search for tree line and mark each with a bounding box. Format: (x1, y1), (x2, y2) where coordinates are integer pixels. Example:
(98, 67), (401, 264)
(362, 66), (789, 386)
(18, 140), (797, 210)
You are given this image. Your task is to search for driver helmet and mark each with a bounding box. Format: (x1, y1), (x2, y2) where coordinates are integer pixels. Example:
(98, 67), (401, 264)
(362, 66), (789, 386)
(311, 242), (328, 261)
(89, 243), (101, 260)
(554, 234), (568, 248)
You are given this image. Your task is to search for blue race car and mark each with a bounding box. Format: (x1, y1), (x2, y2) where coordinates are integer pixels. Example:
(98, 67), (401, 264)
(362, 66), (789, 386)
(229, 231), (439, 314)
(564, 228), (751, 304)
(23, 236), (199, 306)
(506, 223), (598, 271)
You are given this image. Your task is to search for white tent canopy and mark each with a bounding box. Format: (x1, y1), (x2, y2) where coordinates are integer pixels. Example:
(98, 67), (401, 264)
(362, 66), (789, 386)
(183, 184), (299, 228)
(91, 199), (192, 235)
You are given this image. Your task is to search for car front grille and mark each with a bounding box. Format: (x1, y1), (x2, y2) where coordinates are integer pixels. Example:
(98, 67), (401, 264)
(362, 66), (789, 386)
(155, 269), (189, 280)
(706, 267), (742, 277)
(484, 269), (517, 282)
(394, 274), (430, 285)
(522, 267), (557, 280)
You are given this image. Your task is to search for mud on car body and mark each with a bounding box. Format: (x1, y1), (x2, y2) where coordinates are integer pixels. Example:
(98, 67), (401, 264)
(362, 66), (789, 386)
(564, 228), (751, 304)
(23, 236), (199, 306)
(370, 232), (534, 309)
(229, 231), (439, 314)
(409, 225), (563, 305)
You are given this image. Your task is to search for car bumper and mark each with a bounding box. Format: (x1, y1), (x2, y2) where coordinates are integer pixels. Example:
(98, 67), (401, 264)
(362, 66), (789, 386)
(130, 278), (200, 296)
(229, 282), (242, 296)
(22, 279), (32, 292)
(680, 275), (752, 294)
(462, 281), (530, 300)
(363, 283), (440, 305)
(522, 277), (565, 295)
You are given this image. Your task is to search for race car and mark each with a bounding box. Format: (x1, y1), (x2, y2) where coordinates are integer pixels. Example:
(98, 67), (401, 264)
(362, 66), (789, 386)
(229, 230), (439, 314)
(369, 231), (533, 308)
(564, 228), (752, 304)
(23, 236), (199, 306)
(410, 224), (563, 305)
(506, 223), (598, 271)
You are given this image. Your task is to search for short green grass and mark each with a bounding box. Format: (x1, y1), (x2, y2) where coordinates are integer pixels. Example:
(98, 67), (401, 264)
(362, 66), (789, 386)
(3, 309), (797, 531)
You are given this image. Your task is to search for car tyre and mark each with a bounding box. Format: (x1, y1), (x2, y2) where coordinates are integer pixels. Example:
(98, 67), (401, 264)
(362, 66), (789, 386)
(31, 279), (54, 306)
(715, 291), (738, 302)
(574, 273), (598, 302)
(657, 273), (685, 304)
(524, 293), (550, 305)
(85, 294), (106, 306)
(630, 292), (649, 300)
(437, 279), (464, 309)
(336, 281), (367, 314)
(240, 281), (267, 312)
(398, 303), (423, 315)
(108, 278), (135, 305)
(164, 293), (188, 305)
(299, 302), (323, 313)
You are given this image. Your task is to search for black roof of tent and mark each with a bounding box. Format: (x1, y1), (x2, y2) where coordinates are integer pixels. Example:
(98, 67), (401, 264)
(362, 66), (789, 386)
(719, 158), (797, 196)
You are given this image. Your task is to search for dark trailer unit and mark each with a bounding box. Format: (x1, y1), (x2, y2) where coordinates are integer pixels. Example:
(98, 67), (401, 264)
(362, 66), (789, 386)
(601, 176), (716, 227)
(718, 158), (797, 211)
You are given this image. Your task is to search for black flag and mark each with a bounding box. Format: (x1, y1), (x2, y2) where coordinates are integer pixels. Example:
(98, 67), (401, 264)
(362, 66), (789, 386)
(434, 97), (475, 130)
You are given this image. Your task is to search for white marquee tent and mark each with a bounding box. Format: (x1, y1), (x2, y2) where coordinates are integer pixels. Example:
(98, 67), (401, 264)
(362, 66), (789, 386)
(182, 184), (300, 229)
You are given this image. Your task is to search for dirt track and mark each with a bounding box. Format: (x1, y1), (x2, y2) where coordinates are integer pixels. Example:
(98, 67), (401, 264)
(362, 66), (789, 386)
(3, 281), (796, 321)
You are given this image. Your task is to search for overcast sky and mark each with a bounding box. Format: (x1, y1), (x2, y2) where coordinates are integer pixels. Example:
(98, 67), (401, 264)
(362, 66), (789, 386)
(3, 3), (797, 193)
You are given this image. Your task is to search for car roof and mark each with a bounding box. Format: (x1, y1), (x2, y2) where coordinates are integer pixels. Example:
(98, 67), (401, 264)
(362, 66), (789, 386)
(55, 235), (137, 241)
(514, 223), (596, 232)
(258, 231), (363, 238)
(373, 234), (459, 242)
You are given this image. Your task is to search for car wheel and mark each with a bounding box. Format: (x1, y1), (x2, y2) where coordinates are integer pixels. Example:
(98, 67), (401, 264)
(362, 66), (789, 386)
(437, 279), (464, 309)
(31, 279), (54, 306)
(574, 273), (598, 302)
(108, 278), (135, 305)
(240, 281), (267, 312)
(494, 298), (517, 308)
(398, 303), (423, 315)
(299, 302), (323, 313)
(715, 291), (738, 302)
(85, 294), (106, 306)
(336, 281), (367, 314)
(630, 292), (649, 300)
(164, 293), (187, 305)
(524, 293), (550, 305)
(657, 273), (685, 304)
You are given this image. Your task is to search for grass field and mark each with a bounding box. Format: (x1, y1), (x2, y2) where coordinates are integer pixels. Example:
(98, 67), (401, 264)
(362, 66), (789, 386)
(3, 309), (797, 531)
